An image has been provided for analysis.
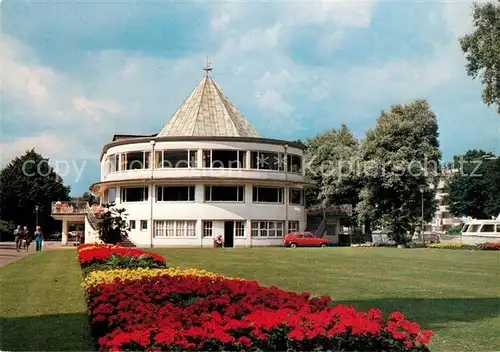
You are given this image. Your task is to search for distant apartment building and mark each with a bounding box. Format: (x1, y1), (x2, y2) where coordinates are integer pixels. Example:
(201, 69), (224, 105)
(425, 169), (462, 233)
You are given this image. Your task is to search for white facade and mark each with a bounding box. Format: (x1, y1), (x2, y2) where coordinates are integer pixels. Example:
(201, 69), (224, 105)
(90, 71), (310, 247)
(426, 172), (462, 233)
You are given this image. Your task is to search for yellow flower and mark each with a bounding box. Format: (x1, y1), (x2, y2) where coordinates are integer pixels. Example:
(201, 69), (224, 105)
(82, 267), (241, 289)
(428, 242), (476, 249)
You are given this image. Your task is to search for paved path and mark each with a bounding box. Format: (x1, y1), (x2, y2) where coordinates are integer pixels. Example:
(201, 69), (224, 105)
(0, 242), (75, 268)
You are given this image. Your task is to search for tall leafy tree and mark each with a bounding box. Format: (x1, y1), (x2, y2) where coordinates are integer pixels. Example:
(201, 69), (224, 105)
(446, 150), (500, 218)
(304, 124), (362, 208)
(0, 149), (70, 231)
(358, 100), (441, 244)
(459, 0), (500, 113)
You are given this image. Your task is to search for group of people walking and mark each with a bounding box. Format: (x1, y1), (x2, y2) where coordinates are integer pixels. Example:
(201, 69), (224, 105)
(13, 225), (43, 252)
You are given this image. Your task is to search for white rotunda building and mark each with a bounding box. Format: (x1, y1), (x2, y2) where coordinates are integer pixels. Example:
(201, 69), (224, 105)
(89, 67), (310, 247)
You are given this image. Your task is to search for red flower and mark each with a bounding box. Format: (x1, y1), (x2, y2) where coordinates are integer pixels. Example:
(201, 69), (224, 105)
(85, 271), (433, 351)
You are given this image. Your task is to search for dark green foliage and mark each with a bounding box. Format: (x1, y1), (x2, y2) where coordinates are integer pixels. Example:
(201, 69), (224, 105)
(358, 100), (441, 244)
(460, 0), (500, 113)
(446, 227), (463, 236)
(81, 254), (167, 273)
(96, 203), (129, 244)
(304, 124), (362, 208)
(445, 150), (500, 218)
(0, 220), (16, 241)
(0, 149), (70, 232)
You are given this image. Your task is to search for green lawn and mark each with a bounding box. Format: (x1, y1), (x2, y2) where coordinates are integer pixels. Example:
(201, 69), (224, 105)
(1, 248), (499, 351)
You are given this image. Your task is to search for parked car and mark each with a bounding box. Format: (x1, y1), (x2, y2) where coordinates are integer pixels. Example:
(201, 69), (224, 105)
(283, 232), (331, 248)
(49, 232), (62, 241)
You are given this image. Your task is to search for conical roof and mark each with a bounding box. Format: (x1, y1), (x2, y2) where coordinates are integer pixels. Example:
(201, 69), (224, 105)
(157, 74), (260, 138)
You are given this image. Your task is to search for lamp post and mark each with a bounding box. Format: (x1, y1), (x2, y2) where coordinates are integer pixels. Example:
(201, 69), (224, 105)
(149, 140), (156, 248)
(283, 144), (289, 235)
(419, 185), (426, 246)
(35, 205), (40, 227)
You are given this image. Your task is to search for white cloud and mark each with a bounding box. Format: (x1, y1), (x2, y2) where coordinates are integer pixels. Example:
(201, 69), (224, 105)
(2, 36), (56, 106)
(442, 2), (474, 38)
(283, 1), (374, 28)
(0, 134), (91, 167)
(310, 86), (330, 102)
(255, 90), (294, 115)
(210, 3), (241, 31)
(73, 97), (122, 122)
(238, 22), (284, 52)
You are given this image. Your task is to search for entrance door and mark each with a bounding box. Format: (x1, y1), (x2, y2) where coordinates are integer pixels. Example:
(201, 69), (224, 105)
(224, 221), (234, 248)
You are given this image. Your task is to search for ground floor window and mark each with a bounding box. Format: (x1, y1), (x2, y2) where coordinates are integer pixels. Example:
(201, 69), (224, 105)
(154, 220), (197, 237)
(251, 220), (284, 237)
(203, 221), (213, 237)
(288, 220), (299, 233)
(235, 221), (245, 237)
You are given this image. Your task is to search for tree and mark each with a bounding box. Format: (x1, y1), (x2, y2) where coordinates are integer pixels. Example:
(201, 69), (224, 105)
(304, 124), (362, 208)
(357, 100), (441, 244)
(0, 149), (70, 232)
(446, 150), (500, 218)
(96, 203), (129, 244)
(459, 1), (500, 113)
(0, 220), (15, 241)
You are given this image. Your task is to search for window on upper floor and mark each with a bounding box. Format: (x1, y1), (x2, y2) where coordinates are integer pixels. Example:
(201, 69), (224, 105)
(109, 155), (117, 172)
(204, 186), (245, 202)
(121, 187), (149, 202)
(157, 186), (195, 202)
(252, 186), (284, 204)
(154, 150), (197, 168)
(109, 152), (151, 171)
(106, 188), (117, 204)
(289, 189), (303, 205)
(287, 154), (302, 174)
(203, 150), (246, 168)
(250, 151), (284, 171)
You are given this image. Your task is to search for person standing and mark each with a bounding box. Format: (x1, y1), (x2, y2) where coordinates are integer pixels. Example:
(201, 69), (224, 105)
(22, 226), (30, 251)
(34, 226), (43, 252)
(13, 225), (22, 252)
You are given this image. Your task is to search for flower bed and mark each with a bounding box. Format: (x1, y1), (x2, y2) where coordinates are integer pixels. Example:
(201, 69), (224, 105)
(77, 248), (433, 351)
(428, 242), (500, 250)
(78, 247), (166, 269)
(82, 267), (241, 289)
(479, 242), (500, 250)
(77, 243), (123, 252)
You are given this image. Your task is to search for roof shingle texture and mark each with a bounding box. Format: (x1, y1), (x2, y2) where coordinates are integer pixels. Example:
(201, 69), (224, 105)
(157, 75), (260, 138)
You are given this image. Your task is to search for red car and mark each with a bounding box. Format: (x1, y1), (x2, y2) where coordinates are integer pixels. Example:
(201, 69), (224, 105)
(283, 232), (331, 248)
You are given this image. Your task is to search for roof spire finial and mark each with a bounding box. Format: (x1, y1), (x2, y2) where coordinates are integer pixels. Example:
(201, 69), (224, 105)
(203, 56), (212, 75)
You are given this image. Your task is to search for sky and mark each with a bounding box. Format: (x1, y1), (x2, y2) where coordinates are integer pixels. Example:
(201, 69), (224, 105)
(1, 0), (499, 196)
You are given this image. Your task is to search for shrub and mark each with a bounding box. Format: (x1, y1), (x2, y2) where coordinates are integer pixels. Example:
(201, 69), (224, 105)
(446, 227), (462, 236)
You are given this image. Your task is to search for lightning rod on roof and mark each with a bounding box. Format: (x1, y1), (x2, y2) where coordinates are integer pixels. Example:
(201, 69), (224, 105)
(203, 56), (212, 75)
